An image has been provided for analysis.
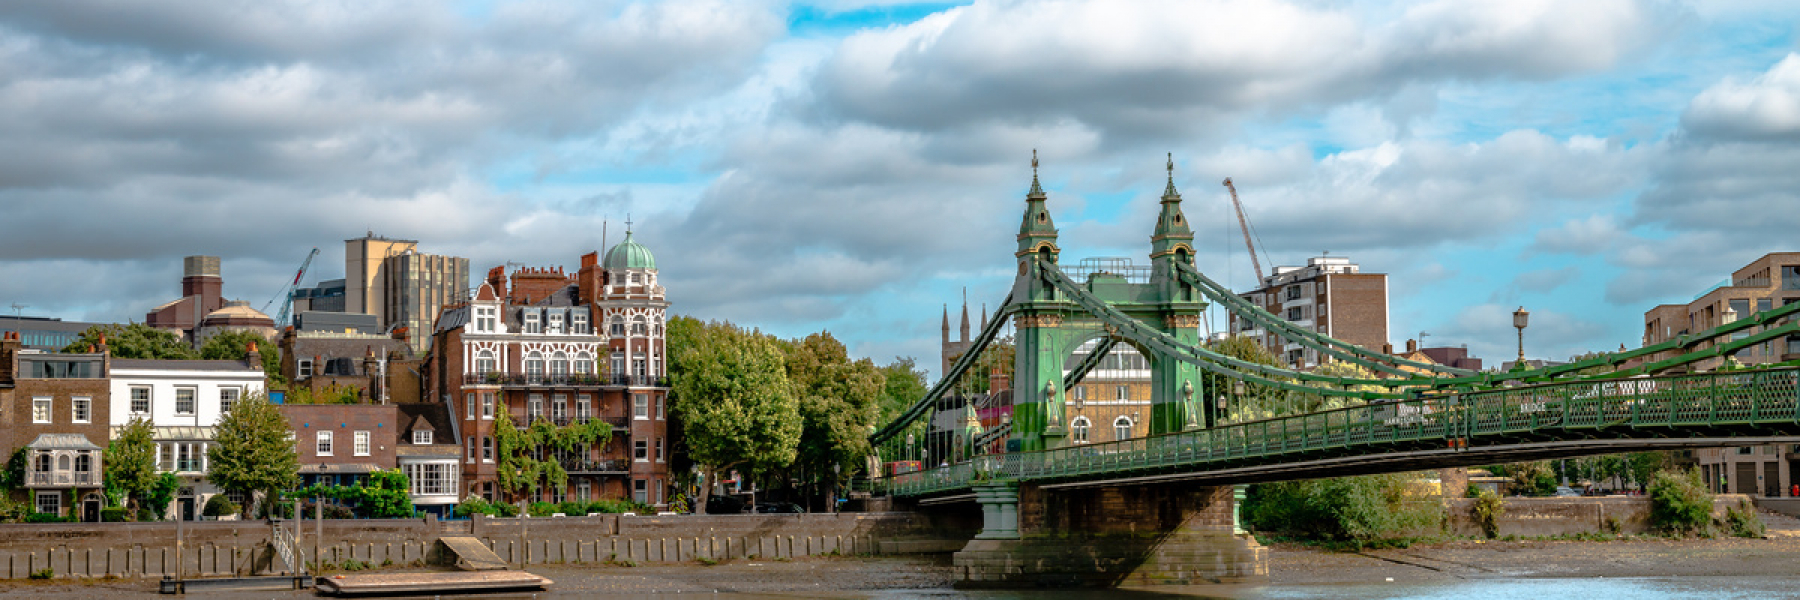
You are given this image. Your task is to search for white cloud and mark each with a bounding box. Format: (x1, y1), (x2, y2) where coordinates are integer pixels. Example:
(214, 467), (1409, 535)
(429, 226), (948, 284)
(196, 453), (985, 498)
(1682, 53), (1800, 140)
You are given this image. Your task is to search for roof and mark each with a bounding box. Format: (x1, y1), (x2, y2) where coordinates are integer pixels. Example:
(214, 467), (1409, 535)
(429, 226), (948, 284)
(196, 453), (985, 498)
(203, 303), (274, 325)
(398, 402), (455, 443)
(299, 463), (381, 474)
(603, 230), (656, 270)
(110, 425), (217, 441)
(26, 434), (102, 451)
(111, 359), (257, 372)
(436, 305), (471, 333)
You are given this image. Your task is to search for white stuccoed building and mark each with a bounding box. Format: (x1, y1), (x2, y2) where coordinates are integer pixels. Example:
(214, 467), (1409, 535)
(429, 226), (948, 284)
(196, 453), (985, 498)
(108, 351), (266, 520)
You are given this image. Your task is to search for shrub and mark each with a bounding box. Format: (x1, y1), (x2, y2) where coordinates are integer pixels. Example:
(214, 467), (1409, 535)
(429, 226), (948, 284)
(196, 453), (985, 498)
(1464, 483), (1481, 499)
(558, 501), (588, 516)
(1648, 468), (1712, 536)
(100, 507), (129, 522)
(1724, 500), (1765, 538)
(28, 568), (52, 580)
(1470, 490), (1504, 539)
(586, 498), (650, 514)
(1245, 473), (1444, 543)
(528, 502), (558, 517)
(24, 513), (72, 524)
(203, 495), (241, 518)
(136, 509), (157, 522)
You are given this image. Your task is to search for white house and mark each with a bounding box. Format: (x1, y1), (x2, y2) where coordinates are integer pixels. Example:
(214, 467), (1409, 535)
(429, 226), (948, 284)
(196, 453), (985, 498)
(108, 355), (266, 520)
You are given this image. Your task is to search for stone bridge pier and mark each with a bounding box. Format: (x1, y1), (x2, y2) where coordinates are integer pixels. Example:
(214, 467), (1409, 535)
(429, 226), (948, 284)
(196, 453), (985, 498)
(953, 481), (1266, 588)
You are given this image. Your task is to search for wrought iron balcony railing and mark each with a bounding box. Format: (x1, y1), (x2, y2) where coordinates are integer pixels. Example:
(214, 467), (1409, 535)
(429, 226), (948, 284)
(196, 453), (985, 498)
(462, 372), (669, 388)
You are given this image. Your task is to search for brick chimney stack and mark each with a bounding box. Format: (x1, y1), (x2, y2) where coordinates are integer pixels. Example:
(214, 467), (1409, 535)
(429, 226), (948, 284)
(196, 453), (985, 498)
(988, 366), (1010, 394)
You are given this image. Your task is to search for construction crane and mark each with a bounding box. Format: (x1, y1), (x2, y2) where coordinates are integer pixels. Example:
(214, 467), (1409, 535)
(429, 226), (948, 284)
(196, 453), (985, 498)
(263, 247), (320, 329)
(1221, 177), (1267, 283)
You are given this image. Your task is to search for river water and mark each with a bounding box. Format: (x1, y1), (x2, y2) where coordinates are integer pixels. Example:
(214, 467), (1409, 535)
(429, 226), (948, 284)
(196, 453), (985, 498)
(706, 578), (1800, 599)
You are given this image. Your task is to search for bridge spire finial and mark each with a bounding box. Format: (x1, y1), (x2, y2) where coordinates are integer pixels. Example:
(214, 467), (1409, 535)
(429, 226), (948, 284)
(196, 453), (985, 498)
(1164, 152), (1179, 197)
(1029, 149), (1044, 196)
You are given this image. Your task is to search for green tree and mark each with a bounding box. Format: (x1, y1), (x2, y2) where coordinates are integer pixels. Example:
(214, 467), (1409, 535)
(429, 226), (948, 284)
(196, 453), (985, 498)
(1205, 335), (1287, 421)
(198, 330), (281, 380)
(0, 447), (26, 491)
(105, 418), (160, 514)
(61, 323), (197, 359)
(876, 357), (929, 425)
(1244, 472), (1443, 544)
(207, 393), (298, 517)
(293, 469), (414, 519)
(781, 332), (884, 496)
(667, 317), (801, 512)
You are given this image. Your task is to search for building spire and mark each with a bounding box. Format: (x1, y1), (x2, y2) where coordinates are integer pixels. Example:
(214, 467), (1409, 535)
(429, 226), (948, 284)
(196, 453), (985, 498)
(960, 287), (971, 342)
(1029, 149), (1044, 196)
(1163, 152), (1179, 197)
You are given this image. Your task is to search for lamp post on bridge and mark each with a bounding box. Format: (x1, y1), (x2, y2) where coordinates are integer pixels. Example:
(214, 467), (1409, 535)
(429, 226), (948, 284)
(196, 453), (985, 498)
(1512, 307), (1530, 370)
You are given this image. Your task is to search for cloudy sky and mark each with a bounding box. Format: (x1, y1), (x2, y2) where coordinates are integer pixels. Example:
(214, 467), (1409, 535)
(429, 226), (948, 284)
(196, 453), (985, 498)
(3, 0), (1799, 378)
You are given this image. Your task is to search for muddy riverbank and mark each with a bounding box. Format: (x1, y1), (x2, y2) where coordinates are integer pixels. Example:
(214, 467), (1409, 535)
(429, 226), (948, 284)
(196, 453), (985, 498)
(3, 537), (1800, 598)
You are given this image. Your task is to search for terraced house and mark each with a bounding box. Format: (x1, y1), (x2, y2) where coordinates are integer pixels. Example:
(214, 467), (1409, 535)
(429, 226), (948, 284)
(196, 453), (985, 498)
(424, 230), (672, 509)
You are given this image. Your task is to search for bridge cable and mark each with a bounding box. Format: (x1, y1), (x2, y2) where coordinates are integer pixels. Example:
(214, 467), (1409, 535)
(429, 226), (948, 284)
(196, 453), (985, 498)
(870, 291), (1017, 445)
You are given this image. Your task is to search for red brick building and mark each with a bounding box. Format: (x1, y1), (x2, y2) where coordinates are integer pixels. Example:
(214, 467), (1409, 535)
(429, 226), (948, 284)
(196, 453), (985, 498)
(1231, 255), (1389, 370)
(424, 231), (671, 508)
(0, 332), (111, 520)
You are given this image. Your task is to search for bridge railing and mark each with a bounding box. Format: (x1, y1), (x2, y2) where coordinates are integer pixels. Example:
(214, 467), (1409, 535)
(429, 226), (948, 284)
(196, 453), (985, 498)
(873, 367), (1800, 497)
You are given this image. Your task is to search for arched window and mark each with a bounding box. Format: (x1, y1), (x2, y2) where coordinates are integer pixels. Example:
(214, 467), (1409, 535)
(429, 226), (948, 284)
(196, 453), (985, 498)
(550, 351), (570, 378)
(74, 453), (90, 473)
(631, 317), (648, 336)
(57, 455), (70, 471)
(33, 453), (50, 473)
(1114, 416), (1134, 441)
(573, 352), (594, 375)
(1071, 417), (1091, 444)
(475, 350), (496, 375)
(525, 351), (545, 383)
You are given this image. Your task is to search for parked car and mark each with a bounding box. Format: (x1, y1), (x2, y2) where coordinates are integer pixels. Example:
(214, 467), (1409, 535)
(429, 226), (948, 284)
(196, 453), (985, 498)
(754, 502), (805, 514)
(706, 494), (746, 515)
(1553, 486), (1581, 497)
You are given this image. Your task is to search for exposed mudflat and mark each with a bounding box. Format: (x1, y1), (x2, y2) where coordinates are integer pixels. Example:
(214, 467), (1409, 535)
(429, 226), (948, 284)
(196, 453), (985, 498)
(1268, 535), (1800, 584)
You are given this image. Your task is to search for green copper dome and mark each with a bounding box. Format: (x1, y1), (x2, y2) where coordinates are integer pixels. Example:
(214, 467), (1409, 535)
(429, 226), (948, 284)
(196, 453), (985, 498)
(604, 231), (656, 270)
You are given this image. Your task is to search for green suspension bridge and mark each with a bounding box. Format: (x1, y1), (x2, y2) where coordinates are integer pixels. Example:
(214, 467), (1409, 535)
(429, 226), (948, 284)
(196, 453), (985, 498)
(867, 154), (1800, 501)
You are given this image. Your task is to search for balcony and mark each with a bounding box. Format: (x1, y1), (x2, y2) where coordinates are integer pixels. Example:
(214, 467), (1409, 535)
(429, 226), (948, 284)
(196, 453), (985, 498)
(515, 415), (631, 431)
(462, 373), (668, 388)
(557, 457), (630, 474)
(29, 470), (98, 488)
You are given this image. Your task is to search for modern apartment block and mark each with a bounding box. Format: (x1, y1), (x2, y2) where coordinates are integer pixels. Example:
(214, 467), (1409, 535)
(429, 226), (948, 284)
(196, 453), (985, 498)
(1642, 252), (1800, 370)
(1231, 255), (1389, 370)
(299, 233), (469, 355)
(1648, 252), (1800, 498)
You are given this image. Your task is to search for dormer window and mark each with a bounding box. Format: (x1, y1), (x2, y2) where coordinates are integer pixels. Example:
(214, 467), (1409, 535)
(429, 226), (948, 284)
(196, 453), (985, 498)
(474, 306), (497, 333)
(548, 311), (564, 334)
(573, 312), (589, 334)
(413, 430), (432, 445)
(523, 310), (541, 334)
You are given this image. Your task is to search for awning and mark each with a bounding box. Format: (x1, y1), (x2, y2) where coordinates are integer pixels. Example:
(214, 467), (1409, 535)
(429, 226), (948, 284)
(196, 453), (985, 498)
(26, 434), (101, 451)
(299, 463), (381, 475)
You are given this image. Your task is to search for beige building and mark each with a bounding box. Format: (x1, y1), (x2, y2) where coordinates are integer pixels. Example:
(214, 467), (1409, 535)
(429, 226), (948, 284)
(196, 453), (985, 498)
(1231, 255), (1389, 370)
(331, 233), (469, 355)
(1649, 252), (1800, 497)
(1062, 340), (1153, 443)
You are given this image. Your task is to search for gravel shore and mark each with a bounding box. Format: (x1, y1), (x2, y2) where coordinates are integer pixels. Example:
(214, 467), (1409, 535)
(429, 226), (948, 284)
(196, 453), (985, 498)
(3, 537), (1799, 598)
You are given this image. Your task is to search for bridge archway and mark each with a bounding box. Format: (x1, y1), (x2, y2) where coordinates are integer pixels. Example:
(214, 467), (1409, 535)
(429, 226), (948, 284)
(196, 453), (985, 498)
(1008, 156), (1208, 452)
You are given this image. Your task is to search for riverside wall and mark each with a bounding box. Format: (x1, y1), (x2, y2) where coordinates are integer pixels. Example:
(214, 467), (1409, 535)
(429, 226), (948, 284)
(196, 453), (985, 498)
(1439, 494), (1756, 537)
(0, 512), (941, 579)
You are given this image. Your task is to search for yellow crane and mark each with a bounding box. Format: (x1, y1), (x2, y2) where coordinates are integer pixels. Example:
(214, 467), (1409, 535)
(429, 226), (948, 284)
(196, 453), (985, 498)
(1221, 177), (1265, 282)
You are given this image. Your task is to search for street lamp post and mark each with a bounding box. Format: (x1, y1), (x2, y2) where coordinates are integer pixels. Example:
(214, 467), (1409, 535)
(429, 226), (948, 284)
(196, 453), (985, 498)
(1513, 307), (1530, 368)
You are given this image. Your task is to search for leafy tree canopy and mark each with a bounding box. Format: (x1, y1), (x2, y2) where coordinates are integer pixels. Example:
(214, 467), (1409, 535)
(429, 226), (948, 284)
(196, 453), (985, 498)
(105, 418), (160, 513)
(781, 332), (884, 483)
(62, 323), (196, 359)
(199, 330), (280, 378)
(492, 404), (612, 499)
(207, 393), (298, 517)
(667, 316), (800, 509)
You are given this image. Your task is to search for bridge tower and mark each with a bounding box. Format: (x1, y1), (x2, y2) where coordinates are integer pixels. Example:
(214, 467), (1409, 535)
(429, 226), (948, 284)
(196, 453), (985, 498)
(1009, 153), (1209, 452)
